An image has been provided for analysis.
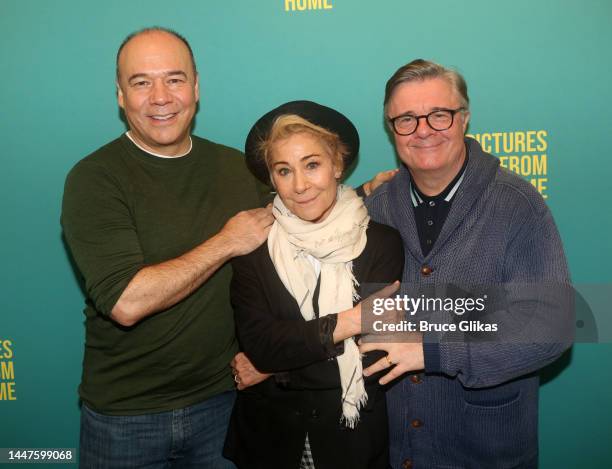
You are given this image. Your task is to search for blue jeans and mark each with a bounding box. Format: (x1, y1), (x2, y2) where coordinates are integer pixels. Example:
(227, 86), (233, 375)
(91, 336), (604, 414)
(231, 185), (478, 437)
(79, 391), (237, 469)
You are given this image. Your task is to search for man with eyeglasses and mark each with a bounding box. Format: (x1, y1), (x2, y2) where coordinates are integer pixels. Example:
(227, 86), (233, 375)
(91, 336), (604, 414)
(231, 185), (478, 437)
(359, 59), (572, 468)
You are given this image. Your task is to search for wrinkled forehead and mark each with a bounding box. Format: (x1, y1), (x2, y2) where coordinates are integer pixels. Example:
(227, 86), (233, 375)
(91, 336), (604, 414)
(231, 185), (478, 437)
(117, 31), (195, 79)
(387, 77), (461, 114)
(271, 131), (329, 152)
(269, 132), (334, 162)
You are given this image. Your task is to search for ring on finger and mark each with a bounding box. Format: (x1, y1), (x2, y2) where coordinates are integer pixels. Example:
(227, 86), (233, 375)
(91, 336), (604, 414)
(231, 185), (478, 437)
(385, 354), (394, 366)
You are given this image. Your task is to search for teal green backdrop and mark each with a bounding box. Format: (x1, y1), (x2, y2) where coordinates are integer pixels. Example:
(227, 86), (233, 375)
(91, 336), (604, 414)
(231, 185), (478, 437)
(1, 0), (611, 467)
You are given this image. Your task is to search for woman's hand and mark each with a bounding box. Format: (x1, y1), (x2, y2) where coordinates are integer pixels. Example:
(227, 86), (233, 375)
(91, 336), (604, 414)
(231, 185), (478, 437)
(359, 335), (424, 385)
(230, 352), (272, 390)
(334, 281), (401, 343)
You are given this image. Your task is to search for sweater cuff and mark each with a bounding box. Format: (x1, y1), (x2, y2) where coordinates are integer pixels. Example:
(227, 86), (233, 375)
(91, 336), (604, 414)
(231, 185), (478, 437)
(355, 184), (367, 199)
(319, 315), (344, 357)
(423, 339), (441, 374)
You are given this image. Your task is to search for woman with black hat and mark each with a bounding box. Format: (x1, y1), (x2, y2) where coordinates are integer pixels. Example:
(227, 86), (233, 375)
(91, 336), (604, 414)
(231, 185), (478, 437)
(223, 101), (404, 469)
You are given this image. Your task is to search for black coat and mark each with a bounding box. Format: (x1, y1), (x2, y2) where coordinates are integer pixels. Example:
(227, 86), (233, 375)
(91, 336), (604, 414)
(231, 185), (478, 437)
(223, 221), (404, 469)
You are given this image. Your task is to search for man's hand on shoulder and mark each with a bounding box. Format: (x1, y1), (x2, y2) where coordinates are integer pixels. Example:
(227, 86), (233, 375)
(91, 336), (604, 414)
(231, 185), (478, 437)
(110, 205), (274, 327)
(218, 205), (274, 257)
(363, 168), (399, 196)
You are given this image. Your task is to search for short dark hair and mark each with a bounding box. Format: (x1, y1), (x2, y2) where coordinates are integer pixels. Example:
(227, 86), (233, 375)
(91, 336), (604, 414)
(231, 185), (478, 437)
(116, 26), (197, 80)
(384, 59), (469, 112)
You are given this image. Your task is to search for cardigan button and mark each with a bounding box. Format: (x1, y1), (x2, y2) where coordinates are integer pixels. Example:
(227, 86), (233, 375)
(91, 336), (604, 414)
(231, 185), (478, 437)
(411, 419), (423, 428)
(409, 374), (422, 384)
(420, 265), (433, 276)
(402, 459), (413, 469)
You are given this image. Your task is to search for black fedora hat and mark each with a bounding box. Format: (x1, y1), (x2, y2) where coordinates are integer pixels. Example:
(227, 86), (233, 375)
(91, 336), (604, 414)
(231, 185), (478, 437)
(244, 100), (360, 185)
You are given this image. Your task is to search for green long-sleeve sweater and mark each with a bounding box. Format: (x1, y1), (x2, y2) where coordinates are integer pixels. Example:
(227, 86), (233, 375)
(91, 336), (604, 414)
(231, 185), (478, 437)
(61, 134), (269, 414)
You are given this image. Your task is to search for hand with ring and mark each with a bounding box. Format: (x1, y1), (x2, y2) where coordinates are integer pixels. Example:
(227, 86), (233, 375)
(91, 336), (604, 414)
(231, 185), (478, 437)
(230, 352), (272, 391)
(358, 334), (425, 386)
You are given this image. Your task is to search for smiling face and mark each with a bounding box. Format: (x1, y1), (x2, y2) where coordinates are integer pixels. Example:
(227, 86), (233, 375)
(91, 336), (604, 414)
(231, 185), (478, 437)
(386, 77), (470, 189)
(116, 30), (199, 156)
(270, 132), (342, 223)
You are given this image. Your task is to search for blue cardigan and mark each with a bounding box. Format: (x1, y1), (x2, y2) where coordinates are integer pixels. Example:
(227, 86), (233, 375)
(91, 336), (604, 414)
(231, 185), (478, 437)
(366, 137), (572, 469)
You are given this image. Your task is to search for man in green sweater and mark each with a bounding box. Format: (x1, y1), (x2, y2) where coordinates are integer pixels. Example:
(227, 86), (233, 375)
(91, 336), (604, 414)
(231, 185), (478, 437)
(61, 27), (272, 468)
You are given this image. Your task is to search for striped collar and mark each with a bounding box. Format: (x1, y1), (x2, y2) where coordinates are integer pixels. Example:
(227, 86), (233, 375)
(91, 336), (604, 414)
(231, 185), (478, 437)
(409, 146), (469, 207)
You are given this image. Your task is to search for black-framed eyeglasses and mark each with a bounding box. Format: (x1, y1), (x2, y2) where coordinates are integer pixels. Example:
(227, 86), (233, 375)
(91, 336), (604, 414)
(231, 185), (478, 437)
(387, 108), (466, 136)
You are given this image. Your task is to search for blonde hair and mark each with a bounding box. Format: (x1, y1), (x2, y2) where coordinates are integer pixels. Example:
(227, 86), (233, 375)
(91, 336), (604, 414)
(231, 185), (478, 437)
(258, 114), (348, 175)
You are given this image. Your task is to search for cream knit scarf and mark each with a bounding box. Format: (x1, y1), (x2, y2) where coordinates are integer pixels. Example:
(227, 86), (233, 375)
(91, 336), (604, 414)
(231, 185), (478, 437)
(268, 184), (370, 427)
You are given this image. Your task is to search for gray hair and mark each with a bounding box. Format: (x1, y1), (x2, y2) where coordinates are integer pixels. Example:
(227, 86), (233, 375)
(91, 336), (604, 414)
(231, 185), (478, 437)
(384, 59), (469, 111)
